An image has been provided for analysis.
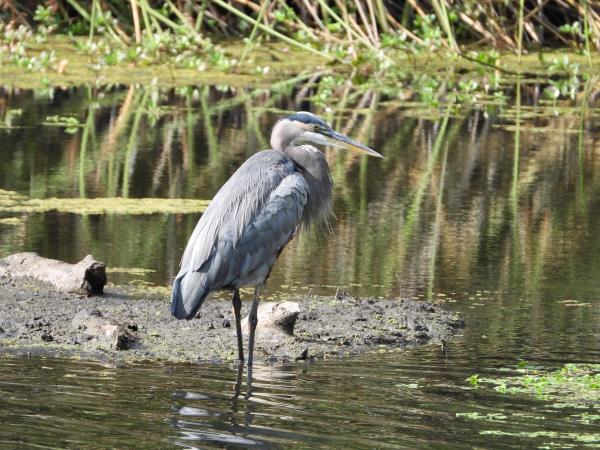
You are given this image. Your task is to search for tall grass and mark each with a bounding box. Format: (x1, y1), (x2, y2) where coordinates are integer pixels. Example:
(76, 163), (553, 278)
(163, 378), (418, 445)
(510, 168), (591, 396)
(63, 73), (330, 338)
(4, 1), (600, 57)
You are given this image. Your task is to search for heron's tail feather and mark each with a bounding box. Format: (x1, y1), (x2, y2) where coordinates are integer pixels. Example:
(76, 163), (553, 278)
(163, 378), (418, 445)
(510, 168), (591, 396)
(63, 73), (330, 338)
(171, 271), (210, 320)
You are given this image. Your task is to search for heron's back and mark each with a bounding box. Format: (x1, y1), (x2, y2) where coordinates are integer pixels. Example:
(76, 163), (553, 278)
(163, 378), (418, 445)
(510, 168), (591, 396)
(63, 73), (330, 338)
(171, 150), (309, 319)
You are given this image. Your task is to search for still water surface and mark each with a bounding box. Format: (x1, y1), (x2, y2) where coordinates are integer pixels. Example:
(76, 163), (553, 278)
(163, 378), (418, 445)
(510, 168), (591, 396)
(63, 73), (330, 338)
(0, 83), (599, 448)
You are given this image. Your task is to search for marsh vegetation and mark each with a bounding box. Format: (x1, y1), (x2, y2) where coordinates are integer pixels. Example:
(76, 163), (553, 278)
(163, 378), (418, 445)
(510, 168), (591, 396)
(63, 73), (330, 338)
(1, 0), (599, 104)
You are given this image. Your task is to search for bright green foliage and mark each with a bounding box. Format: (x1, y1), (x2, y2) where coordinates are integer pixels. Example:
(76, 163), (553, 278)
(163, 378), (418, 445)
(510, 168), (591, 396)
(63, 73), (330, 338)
(482, 364), (600, 403)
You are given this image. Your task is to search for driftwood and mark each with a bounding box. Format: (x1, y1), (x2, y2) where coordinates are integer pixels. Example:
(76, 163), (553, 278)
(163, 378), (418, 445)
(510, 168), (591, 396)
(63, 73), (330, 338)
(241, 301), (300, 338)
(0, 252), (106, 296)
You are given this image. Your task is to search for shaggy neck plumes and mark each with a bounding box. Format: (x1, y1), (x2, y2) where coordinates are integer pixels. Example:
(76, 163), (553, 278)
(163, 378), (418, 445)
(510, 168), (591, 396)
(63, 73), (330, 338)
(269, 116), (333, 226)
(284, 144), (333, 227)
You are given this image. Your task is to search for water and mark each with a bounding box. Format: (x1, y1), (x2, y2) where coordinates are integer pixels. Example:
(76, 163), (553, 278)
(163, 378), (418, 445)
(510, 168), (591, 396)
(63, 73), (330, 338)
(0, 83), (599, 448)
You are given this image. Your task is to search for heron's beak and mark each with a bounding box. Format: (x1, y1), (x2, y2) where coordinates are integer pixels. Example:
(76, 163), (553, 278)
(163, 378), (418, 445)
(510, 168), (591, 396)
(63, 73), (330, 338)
(321, 129), (383, 158)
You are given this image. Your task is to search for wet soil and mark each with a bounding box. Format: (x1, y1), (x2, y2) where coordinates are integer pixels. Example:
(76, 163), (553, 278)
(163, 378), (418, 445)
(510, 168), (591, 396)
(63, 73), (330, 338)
(0, 275), (464, 364)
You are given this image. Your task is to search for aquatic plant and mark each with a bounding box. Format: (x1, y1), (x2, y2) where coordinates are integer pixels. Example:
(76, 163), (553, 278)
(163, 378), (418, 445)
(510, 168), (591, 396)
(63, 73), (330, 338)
(0, 1), (598, 102)
(44, 115), (83, 134)
(0, 189), (209, 215)
(467, 363), (600, 409)
(1, 2), (598, 52)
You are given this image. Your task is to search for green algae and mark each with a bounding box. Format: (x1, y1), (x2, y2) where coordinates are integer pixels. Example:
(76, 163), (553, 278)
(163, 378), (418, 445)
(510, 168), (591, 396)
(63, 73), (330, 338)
(0, 189), (209, 215)
(458, 363), (600, 447)
(126, 280), (172, 298)
(0, 217), (23, 226)
(106, 267), (156, 275)
(0, 35), (325, 90)
(456, 412), (508, 422)
(480, 430), (600, 445)
(478, 363), (600, 404)
(2, 34), (598, 110)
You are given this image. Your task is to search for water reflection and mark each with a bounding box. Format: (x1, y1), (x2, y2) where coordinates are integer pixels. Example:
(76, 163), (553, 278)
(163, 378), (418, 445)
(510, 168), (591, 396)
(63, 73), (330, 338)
(1, 82), (599, 305)
(169, 364), (295, 448)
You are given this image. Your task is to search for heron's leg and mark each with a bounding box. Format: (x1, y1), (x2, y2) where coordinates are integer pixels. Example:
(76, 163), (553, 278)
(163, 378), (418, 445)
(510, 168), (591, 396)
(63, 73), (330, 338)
(247, 286), (261, 368)
(231, 289), (244, 363)
(232, 362), (243, 399)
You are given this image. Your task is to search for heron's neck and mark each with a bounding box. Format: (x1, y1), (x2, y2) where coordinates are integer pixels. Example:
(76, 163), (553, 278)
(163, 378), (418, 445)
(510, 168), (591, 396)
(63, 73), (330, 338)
(284, 144), (333, 226)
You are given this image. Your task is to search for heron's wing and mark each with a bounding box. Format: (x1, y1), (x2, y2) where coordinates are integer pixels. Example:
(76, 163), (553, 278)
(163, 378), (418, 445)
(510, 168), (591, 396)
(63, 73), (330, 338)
(207, 172), (308, 288)
(178, 150), (297, 275)
(172, 155), (307, 320)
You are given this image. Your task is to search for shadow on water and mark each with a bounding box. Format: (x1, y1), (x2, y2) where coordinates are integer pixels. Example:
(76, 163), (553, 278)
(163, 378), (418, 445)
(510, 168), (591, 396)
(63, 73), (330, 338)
(1, 80), (600, 447)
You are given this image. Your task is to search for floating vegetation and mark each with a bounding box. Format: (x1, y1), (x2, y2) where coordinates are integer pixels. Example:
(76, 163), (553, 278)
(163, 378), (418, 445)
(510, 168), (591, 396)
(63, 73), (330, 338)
(43, 115), (83, 134)
(126, 280), (171, 298)
(455, 412), (508, 422)
(1, 108), (22, 129)
(470, 363), (600, 404)
(0, 217), (23, 226)
(557, 299), (592, 307)
(0, 189), (209, 215)
(395, 382), (420, 390)
(480, 430), (600, 444)
(466, 374), (480, 387)
(106, 267), (156, 275)
(0, 189), (27, 202)
(458, 364), (600, 446)
(465, 363), (600, 432)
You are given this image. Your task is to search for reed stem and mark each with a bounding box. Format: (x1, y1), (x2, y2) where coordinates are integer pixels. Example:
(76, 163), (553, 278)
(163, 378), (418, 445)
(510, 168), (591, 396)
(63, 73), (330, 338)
(211, 0), (335, 61)
(240, 0), (272, 66)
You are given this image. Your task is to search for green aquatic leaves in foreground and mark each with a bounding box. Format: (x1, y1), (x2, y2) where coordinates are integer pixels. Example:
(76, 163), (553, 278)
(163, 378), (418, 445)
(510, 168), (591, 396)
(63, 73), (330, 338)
(459, 364), (600, 445)
(0, 189), (209, 215)
(475, 363), (600, 403)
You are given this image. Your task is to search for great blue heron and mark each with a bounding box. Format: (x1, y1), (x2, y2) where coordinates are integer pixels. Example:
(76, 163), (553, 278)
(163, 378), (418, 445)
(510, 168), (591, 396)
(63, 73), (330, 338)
(171, 111), (382, 366)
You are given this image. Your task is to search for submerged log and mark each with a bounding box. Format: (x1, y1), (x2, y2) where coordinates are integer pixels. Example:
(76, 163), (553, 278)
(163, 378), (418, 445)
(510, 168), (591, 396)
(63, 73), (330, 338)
(0, 252), (106, 296)
(241, 301), (300, 338)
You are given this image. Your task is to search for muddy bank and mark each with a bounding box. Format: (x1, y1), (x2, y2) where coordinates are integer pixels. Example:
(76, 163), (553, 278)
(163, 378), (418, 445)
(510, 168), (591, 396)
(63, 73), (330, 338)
(0, 276), (464, 364)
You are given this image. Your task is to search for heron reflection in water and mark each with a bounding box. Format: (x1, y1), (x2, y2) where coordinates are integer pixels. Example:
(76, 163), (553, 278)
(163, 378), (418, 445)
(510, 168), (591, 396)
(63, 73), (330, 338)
(171, 112), (382, 367)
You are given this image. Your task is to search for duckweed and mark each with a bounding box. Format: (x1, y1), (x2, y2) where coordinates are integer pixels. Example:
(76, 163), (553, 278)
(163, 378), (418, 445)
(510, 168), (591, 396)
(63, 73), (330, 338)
(105, 267), (156, 275)
(478, 363), (600, 403)
(0, 189), (209, 215)
(0, 217), (23, 225)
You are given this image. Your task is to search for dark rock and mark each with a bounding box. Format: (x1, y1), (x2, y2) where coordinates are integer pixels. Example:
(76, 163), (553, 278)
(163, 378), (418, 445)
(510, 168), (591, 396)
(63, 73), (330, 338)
(295, 348), (309, 361)
(222, 318), (231, 328)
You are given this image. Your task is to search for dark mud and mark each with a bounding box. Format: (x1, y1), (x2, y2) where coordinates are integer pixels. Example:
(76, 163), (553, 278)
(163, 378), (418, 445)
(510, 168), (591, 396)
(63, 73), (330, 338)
(0, 276), (464, 364)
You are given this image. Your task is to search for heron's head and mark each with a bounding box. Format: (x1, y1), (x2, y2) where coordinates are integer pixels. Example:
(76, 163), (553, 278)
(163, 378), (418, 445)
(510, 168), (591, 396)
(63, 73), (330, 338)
(271, 111), (382, 158)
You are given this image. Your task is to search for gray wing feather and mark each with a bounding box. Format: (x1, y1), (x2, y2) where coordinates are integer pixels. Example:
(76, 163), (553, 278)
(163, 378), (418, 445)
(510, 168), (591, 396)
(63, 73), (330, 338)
(212, 173), (308, 287)
(171, 150), (308, 319)
(180, 150), (294, 273)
